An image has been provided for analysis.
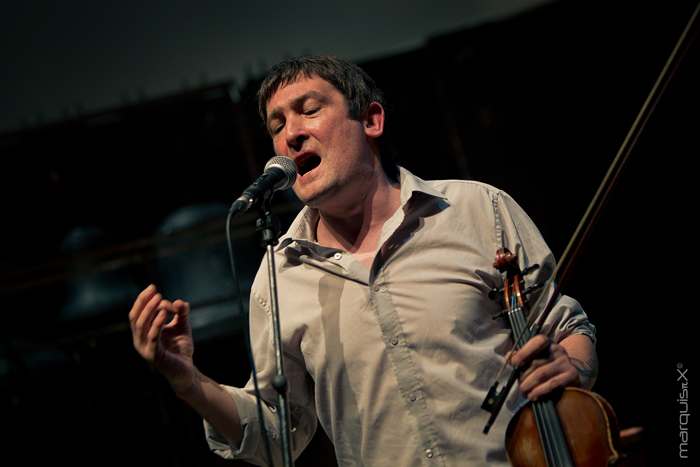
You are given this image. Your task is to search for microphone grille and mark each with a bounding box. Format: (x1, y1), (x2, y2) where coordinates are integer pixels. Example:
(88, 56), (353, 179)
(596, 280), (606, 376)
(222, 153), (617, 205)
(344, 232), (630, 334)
(265, 156), (297, 190)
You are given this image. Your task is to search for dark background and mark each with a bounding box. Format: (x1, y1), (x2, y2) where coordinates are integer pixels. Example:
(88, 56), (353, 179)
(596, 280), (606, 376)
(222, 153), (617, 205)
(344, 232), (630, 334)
(1, 0), (697, 465)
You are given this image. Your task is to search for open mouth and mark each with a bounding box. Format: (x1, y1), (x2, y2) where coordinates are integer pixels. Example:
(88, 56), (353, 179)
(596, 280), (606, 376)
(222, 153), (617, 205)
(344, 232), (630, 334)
(297, 155), (321, 176)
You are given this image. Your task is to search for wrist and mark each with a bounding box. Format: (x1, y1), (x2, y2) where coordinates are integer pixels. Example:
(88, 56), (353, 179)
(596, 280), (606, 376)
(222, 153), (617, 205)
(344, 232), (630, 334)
(170, 369), (202, 400)
(568, 360), (596, 390)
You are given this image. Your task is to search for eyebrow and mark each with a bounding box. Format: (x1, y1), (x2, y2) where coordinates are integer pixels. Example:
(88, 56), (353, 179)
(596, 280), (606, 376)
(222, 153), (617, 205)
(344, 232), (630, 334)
(266, 90), (328, 132)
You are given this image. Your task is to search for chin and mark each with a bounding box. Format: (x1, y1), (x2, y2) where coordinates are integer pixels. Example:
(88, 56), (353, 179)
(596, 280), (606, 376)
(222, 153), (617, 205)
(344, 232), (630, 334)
(294, 185), (336, 210)
(292, 185), (319, 206)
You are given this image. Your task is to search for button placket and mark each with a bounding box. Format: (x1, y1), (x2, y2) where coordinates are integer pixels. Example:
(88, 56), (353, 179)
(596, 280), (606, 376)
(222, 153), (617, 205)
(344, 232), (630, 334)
(369, 269), (442, 466)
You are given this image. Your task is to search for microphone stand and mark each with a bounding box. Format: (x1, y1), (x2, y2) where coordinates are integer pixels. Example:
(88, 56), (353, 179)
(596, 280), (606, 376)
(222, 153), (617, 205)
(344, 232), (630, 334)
(255, 198), (294, 467)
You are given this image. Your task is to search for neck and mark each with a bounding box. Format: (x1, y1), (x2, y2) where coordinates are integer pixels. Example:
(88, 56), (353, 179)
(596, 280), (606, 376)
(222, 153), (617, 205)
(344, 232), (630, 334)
(315, 170), (400, 256)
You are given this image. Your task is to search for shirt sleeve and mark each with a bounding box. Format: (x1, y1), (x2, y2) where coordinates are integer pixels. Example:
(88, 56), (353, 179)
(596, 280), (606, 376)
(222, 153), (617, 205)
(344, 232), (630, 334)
(496, 190), (596, 346)
(203, 275), (318, 466)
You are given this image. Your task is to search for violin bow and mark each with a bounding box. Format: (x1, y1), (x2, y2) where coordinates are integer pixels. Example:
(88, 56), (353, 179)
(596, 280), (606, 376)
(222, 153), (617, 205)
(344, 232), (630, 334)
(482, 1), (700, 431)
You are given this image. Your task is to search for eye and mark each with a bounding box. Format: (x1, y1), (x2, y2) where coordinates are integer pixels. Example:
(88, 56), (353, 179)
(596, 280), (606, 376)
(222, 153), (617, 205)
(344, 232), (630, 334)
(271, 122), (284, 135)
(303, 107), (320, 116)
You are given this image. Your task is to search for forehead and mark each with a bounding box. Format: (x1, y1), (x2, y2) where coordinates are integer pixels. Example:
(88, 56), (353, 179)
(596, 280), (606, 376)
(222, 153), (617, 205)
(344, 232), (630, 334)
(266, 74), (343, 116)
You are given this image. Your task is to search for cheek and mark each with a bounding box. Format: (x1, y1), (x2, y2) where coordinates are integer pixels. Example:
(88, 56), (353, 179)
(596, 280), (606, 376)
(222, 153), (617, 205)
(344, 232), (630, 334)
(323, 122), (360, 151)
(272, 138), (286, 156)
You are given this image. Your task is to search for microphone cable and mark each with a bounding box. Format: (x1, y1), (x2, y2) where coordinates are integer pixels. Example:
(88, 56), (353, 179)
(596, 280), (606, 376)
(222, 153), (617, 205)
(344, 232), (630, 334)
(226, 208), (275, 467)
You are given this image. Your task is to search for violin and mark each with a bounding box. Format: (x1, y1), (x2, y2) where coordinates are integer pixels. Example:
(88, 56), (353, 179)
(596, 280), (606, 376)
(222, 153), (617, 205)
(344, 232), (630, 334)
(484, 248), (625, 466)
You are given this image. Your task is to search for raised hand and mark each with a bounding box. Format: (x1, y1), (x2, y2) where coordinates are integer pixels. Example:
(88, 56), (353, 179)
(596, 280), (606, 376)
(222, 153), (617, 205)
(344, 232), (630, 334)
(129, 285), (196, 393)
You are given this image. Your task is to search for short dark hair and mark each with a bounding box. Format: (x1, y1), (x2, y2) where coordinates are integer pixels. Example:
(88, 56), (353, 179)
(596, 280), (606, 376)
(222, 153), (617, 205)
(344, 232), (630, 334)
(257, 55), (398, 182)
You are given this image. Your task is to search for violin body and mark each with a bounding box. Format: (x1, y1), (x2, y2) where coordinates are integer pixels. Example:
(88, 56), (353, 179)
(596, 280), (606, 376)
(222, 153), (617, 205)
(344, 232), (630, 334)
(506, 387), (626, 466)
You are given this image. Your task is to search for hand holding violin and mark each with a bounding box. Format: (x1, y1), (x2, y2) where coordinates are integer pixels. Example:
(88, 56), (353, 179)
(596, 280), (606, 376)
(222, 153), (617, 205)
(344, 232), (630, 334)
(508, 333), (598, 401)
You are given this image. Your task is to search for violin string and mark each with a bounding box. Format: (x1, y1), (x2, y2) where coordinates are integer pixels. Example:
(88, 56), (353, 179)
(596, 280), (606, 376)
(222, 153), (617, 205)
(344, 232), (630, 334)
(533, 402), (552, 466)
(494, 288), (521, 381)
(535, 399), (574, 466)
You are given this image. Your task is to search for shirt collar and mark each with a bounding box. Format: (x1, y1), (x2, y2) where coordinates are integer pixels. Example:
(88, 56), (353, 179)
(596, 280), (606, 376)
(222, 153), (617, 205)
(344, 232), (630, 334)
(278, 166), (446, 250)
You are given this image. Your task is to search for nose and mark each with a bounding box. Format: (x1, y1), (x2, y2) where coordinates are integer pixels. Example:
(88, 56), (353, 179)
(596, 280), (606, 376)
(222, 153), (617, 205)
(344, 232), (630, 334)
(284, 115), (308, 151)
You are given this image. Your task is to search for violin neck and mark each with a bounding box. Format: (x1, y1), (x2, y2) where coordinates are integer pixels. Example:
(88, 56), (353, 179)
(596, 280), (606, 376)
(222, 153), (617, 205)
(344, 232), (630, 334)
(508, 303), (539, 352)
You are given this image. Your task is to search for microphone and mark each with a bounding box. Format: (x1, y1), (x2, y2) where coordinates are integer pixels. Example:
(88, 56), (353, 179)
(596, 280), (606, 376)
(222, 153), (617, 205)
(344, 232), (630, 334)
(230, 156), (297, 217)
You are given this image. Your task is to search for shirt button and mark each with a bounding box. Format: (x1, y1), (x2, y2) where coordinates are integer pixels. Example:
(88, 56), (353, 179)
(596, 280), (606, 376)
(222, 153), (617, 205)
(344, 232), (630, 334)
(426, 449), (433, 458)
(333, 252), (342, 260)
(391, 337), (399, 346)
(372, 284), (380, 292)
(409, 393), (417, 402)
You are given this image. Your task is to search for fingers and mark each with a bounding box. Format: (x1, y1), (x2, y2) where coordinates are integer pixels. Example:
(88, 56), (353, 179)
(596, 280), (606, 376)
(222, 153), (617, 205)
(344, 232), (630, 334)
(158, 299), (191, 331)
(129, 285), (178, 359)
(172, 299), (190, 319)
(508, 335), (580, 401)
(148, 308), (169, 343)
(520, 348), (579, 400)
(507, 334), (551, 368)
(129, 284), (157, 326)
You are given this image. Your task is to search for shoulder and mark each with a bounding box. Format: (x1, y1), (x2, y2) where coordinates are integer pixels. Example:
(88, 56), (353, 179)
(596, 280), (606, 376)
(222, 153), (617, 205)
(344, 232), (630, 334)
(427, 178), (505, 199)
(425, 179), (511, 217)
(398, 166), (506, 206)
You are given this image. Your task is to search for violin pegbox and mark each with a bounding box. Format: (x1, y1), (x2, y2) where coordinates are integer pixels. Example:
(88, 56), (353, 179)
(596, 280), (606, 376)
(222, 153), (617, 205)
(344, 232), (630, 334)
(489, 248), (543, 321)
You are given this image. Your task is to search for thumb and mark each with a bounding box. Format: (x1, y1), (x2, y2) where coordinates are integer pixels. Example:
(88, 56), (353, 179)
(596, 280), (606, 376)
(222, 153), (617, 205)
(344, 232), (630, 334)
(172, 299), (191, 324)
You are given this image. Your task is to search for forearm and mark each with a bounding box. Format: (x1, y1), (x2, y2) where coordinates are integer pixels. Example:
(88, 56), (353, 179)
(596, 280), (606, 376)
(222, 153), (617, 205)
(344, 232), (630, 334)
(174, 369), (244, 448)
(559, 333), (598, 390)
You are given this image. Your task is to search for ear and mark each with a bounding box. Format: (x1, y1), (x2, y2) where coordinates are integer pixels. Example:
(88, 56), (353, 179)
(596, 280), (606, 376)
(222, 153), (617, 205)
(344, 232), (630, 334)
(363, 102), (385, 139)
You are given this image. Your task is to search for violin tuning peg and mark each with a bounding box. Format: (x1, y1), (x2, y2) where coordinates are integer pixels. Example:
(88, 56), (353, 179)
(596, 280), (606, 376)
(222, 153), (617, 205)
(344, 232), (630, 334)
(491, 310), (508, 320)
(521, 264), (540, 276)
(523, 282), (544, 296)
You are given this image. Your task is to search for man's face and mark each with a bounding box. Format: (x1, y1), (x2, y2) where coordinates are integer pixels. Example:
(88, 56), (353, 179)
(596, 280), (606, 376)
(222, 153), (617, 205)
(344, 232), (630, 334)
(265, 74), (378, 212)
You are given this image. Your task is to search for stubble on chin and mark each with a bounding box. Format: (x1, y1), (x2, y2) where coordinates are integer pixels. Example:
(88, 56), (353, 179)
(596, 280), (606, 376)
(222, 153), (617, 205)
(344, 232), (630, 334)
(293, 182), (336, 210)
